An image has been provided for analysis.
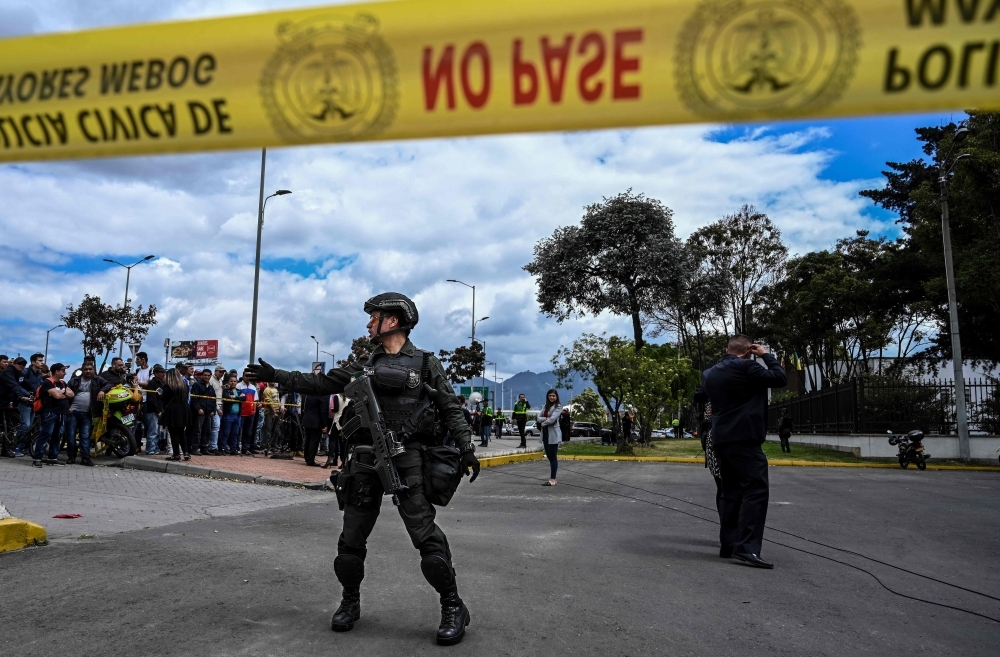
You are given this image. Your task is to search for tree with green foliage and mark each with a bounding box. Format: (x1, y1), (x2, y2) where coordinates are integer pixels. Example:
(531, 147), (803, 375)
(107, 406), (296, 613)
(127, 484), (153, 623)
(757, 230), (934, 388)
(568, 387), (607, 427)
(62, 294), (157, 371)
(552, 333), (629, 448)
(337, 335), (377, 369)
(860, 110), (1000, 366)
(608, 341), (695, 444)
(437, 341), (486, 384)
(687, 204), (788, 336)
(525, 189), (684, 351)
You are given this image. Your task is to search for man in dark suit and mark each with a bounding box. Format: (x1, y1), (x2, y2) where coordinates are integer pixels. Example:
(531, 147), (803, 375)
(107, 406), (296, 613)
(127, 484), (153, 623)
(696, 334), (786, 569)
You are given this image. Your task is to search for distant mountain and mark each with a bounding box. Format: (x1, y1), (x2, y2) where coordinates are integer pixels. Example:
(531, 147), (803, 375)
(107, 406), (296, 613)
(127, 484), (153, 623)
(450, 370), (593, 409)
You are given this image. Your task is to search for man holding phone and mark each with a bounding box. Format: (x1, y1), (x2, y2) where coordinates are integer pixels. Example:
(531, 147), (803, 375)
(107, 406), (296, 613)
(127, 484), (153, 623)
(695, 334), (786, 569)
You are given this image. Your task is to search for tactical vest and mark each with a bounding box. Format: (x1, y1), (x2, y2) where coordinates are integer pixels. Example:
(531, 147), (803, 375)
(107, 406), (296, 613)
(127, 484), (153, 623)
(366, 348), (435, 438)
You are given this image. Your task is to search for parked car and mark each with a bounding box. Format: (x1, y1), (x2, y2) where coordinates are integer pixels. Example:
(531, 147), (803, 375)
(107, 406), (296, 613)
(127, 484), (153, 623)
(524, 421), (541, 436)
(570, 421), (600, 437)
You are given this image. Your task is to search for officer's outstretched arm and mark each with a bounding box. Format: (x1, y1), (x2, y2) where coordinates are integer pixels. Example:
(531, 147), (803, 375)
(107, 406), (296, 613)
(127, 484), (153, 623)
(247, 358), (353, 395)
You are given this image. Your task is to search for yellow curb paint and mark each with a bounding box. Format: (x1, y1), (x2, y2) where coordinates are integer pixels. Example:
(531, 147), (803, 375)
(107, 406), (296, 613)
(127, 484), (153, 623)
(0, 518), (48, 553)
(558, 454), (1000, 472)
(479, 452), (545, 469)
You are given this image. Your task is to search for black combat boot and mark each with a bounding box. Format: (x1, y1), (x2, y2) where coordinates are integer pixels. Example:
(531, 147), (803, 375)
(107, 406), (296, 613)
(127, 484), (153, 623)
(436, 587), (471, 646)
(330, 586), (361, 632)
(331, 554), (364, 632)
(421, 554), (471, 645)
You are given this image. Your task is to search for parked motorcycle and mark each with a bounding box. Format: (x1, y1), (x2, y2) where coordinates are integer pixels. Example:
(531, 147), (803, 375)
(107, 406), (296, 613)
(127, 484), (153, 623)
(96, 385), (140, 457)
(888, 430), (930, 470)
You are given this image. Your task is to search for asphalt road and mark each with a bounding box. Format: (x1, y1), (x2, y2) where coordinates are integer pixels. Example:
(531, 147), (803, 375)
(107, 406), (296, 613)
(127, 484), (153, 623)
(2, 461), (999, 656)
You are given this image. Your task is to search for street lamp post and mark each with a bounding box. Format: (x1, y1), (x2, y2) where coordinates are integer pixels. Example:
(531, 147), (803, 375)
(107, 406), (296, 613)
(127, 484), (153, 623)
(310, 335), (320, 362)
(938, 127), (972, 462)
(104, 255), (155, 359)
(321, 350), (336, 369)
(448, 279), (484, 346)
(44, 324), (65, 363)
(248, 147), (292, 365)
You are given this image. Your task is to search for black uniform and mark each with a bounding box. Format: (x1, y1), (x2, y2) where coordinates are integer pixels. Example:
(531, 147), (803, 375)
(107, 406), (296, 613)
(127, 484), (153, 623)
(272, 339), (473, 581)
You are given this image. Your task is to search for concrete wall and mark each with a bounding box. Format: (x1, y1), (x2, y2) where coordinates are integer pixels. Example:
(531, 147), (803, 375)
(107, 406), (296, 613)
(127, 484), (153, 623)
(766, 433), (1000, 461)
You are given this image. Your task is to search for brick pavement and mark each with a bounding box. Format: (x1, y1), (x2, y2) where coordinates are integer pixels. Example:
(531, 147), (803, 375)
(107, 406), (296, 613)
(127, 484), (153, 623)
(0, 456), (329, 542)
(129, 451), (333, 484)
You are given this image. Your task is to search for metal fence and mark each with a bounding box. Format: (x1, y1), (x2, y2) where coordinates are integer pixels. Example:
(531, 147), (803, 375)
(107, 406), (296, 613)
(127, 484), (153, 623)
(767, 377), (998, 435)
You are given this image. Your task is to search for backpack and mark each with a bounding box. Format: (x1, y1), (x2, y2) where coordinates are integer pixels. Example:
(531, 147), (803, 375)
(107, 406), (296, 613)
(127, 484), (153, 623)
(33, 378), (55, 413)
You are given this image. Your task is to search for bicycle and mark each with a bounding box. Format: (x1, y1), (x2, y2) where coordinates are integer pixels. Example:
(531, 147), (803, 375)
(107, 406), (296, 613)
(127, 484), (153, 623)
(1, 407), (19, 455)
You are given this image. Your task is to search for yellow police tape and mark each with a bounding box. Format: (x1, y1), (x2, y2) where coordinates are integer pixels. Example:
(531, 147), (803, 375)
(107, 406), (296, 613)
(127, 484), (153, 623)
(1, 0), (997, 163)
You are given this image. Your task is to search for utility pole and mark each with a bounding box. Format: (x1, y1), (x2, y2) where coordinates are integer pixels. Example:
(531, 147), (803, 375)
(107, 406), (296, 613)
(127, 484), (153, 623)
(938, 127), (972, 462)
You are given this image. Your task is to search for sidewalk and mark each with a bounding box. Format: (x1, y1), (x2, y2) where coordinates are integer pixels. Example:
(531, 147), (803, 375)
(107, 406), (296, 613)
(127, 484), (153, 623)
(119, 433), (593, 487)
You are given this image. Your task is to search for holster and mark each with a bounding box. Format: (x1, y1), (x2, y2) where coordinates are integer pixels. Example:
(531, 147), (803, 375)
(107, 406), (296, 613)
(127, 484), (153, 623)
(332, 447), (381, 510)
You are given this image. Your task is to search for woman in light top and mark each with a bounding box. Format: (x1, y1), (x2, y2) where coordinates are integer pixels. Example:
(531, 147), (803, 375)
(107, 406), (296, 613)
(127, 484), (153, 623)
(538, 389), (562, 486)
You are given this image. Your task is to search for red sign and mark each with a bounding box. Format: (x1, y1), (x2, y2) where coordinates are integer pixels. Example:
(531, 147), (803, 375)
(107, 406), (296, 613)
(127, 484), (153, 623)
(195, 340), (218, 359)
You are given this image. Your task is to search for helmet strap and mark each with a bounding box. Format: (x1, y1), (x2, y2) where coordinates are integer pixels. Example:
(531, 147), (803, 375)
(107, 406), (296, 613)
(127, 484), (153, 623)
(372, 313), (405, 344)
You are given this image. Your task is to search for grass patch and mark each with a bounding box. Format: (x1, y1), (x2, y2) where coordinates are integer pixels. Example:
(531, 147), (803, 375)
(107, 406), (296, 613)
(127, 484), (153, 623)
(560, 439), (985, 467)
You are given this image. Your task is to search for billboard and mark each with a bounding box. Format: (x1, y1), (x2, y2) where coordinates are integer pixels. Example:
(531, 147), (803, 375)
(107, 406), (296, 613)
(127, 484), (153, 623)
(170, 340), (219, 361)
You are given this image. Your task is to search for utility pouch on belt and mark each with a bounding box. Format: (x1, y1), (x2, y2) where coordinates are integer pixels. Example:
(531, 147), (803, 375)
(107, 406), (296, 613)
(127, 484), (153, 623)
(421, 445), (463, 507)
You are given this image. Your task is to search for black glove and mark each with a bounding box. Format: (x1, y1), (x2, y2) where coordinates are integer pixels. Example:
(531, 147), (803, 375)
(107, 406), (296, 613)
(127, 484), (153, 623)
(246, 358), (276, 383)
(461, 452), (480, 483)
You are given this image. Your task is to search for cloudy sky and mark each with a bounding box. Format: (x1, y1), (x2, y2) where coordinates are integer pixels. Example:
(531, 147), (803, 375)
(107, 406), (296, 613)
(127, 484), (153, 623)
(0, 0), (956, 379)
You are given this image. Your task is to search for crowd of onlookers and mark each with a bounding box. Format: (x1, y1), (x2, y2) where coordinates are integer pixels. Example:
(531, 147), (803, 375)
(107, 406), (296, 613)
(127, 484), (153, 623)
(0, 352), (345, 469)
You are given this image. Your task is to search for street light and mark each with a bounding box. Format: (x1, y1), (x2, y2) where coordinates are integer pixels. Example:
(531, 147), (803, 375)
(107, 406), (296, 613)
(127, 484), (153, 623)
(248, 147), (292, 365)
(104, 254), (155, 358)
(310, 335), (320, 362)
(486, 361), (497, 407)
(44, 324), (65, 362)
(938, 126), (972, 461)
(447, 279), (481, 346)
(321, 350), (336, 369)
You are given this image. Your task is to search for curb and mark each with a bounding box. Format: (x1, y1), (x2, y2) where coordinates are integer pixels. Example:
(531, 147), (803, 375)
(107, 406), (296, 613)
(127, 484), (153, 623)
(558, 454), (1000, 471)
(480, 452), (545, 468)
(0, 516), (48, 553)
(119, 456), (330, 490)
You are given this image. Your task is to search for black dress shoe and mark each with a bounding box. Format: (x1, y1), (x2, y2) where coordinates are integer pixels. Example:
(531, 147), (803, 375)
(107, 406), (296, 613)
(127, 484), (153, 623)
(720, 547), (733, 558)
(436, 590), (471, 646)
(330, 587), (361, 632)
(733, 552), (774, 569)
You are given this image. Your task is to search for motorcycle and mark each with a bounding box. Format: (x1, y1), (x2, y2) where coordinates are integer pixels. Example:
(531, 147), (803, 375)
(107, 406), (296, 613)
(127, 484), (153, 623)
(96, 385), (140, 457)
(888, 429), (931, 470)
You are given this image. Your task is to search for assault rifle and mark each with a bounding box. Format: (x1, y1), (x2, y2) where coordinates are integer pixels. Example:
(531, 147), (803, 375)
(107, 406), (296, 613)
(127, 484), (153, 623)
(343, 369), (408, 505)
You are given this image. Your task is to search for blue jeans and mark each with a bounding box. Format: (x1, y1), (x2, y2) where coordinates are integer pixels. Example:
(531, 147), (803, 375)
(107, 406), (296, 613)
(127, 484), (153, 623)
(222, 414), (241, 453)
(64, 411), (93, 460)
(33, 410), (63, 460)
(144, 412), (160, 453)
(481, 424), (491, 445)
(544, 441), (559, 479)
(15, 403), (34, 452)
(210, 412), (220, 450)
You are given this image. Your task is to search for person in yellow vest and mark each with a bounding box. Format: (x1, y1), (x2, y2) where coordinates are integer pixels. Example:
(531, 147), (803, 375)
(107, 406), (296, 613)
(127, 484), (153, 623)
(480, 402), (494, 447)
(513, 394), (530, 448)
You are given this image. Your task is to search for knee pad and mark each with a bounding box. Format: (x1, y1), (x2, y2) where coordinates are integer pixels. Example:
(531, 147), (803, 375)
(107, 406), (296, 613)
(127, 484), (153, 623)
(420, 554), (455, 592)
(334, 554), (365, 587)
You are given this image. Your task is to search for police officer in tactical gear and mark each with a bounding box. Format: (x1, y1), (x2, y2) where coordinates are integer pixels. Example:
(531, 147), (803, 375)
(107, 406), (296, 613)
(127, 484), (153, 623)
(246, 292), (481, 645)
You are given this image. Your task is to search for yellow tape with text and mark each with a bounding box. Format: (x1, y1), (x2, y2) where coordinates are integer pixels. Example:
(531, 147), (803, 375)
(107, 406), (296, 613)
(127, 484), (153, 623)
(0, 0), (997, 162)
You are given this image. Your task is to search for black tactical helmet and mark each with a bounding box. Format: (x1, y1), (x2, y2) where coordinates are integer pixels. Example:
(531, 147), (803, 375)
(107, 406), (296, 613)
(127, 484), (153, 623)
(364, 292), (419, 329)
